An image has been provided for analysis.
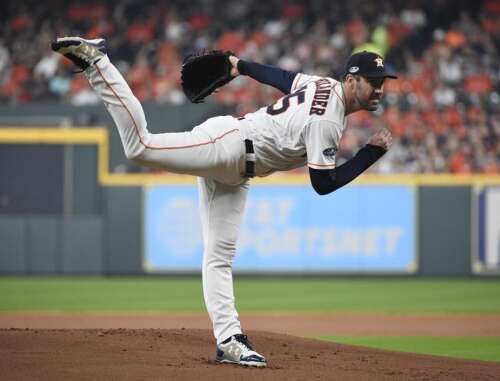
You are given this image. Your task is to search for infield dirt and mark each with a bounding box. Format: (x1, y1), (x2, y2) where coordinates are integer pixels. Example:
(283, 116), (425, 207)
(2, 313), (500, 380)
(1, 328), (500, 380)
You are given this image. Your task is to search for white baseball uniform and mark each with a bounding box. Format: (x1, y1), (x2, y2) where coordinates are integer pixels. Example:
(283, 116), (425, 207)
(84, 55), (347, 343)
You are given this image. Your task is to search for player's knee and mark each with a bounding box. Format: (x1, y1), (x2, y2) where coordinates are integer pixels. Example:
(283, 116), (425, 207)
(211, 238), (237, 254)
(124, 146), (146, 161)
(125, 150), (140, 161)
(204, 241), (237, 265)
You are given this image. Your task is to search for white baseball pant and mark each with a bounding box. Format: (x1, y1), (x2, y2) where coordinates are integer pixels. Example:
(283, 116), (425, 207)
(85, 55), (249, 343)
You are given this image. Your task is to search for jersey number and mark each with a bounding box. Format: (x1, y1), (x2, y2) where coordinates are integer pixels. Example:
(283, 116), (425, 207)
(266, 89), (306, 115)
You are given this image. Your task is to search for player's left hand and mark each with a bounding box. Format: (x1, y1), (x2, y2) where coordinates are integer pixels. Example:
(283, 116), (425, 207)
(368, 128), (393, 151)
(229, 56), (240, 77)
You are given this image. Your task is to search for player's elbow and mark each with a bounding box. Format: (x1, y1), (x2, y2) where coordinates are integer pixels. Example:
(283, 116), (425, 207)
(311, 183), (333, 196)
(310, 168), (337, 195)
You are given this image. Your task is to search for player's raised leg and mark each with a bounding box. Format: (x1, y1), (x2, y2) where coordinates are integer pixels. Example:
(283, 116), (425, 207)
(52, 38), (145, 153)
(51, 37), (243, 179)
(198, 177), (267, 367)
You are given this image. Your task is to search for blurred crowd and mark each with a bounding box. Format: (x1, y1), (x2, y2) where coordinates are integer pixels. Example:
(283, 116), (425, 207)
(0, 0), (498, 173)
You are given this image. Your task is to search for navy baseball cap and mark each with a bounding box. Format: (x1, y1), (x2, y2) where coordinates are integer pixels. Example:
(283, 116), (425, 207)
(343, 51), (398, 79)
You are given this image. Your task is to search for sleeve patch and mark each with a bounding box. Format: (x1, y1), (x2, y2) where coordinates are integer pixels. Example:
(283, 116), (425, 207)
(323, 147), (337, 157)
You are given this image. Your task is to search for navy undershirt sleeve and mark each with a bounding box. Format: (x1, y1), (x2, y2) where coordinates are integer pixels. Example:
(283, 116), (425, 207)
(237, 59), (297, 94)
(309, 144), (387, 195)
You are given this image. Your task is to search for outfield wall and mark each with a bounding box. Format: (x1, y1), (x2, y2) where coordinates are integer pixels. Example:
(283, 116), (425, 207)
(0, 122), (498, 276)
(1, 182), (494, 276)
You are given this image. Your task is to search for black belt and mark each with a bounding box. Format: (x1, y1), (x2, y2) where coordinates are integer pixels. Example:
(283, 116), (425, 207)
(244, 139), (255, 178)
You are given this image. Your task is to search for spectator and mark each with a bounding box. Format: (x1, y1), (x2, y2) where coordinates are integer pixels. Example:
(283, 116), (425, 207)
(0, 0), (497, 173)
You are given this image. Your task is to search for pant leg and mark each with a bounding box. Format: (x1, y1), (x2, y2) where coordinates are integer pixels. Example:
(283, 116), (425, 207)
(198, 177), (249, 344)
(84, 55), (245, 180)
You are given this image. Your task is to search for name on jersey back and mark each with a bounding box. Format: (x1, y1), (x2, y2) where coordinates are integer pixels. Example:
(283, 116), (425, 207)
(309, 79), (332, 116)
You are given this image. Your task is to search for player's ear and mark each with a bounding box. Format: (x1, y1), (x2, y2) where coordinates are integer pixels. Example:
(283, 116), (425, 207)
(345, 74), (356, 90)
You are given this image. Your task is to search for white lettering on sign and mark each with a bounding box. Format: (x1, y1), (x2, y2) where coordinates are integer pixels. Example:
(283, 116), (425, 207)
(245, 198), (296, 226)
(277, 199), (294, 224)
(305, 228), (321, 256)
(384, 228), (404, 255)
(255, 199), (273, 225)
(240, 197), (405, 258)
(240, 227), (405, 257)
(241, 228), (301, 256)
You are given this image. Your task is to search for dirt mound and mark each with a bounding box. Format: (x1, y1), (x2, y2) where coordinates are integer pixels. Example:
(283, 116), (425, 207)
(1, 329), (499, 380)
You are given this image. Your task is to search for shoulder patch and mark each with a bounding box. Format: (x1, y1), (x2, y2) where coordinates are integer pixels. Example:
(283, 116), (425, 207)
(323, 147), (337, 157)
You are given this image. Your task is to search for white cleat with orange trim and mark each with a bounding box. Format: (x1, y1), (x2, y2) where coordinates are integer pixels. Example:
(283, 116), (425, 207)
(51, 37), (106, 70)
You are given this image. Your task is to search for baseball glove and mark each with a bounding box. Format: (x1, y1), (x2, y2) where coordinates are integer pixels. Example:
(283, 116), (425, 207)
(181, 50), (235, 103)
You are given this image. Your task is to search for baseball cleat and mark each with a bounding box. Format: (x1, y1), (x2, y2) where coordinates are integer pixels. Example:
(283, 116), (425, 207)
(51, 37), (106, 70)
(216, 334), (267, 367)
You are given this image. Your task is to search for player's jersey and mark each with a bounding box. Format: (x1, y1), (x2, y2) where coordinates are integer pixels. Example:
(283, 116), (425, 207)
(239, 73), (347, 177)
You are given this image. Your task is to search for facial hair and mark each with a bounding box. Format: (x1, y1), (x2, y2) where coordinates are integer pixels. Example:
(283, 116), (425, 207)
(355, 83), (379, 111)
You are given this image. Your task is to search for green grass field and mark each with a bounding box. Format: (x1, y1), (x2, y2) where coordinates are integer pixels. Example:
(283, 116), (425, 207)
(1, 277), (500, 313)
(1, 277), (499, 362)
(319, 336), (500, 363)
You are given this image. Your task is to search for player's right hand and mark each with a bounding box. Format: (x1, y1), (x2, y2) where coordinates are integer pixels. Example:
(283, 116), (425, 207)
(368, 128), (392, 151)
(229, 56), (240, 77)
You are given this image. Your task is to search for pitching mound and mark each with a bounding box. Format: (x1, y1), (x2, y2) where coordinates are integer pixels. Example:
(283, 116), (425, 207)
(1, 329), (499, 380)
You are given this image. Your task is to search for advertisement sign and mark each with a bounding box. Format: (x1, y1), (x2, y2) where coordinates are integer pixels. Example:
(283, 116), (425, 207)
(478, 187), (500, 272)
(145, 185), (416, 273)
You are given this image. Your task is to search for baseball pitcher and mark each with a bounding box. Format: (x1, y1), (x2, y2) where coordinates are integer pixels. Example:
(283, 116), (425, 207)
(52, 36), (397, 368)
